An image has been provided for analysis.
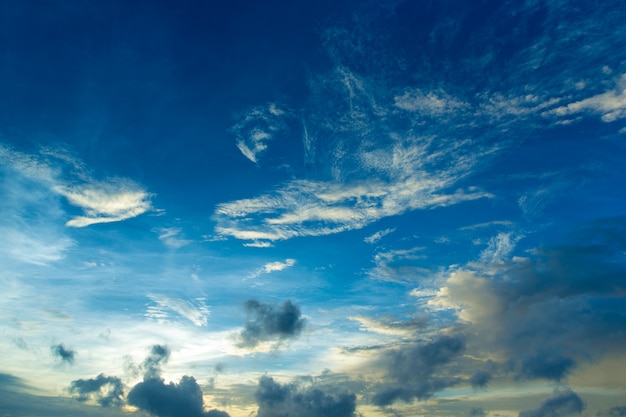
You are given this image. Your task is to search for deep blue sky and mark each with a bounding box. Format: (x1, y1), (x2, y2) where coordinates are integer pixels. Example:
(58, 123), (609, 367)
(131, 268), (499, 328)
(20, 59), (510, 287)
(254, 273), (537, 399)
(1, 1), (626, 417)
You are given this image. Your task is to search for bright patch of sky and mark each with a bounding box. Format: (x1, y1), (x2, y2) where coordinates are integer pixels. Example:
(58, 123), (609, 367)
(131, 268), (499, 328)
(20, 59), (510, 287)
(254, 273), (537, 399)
(1, 1), (626, 417)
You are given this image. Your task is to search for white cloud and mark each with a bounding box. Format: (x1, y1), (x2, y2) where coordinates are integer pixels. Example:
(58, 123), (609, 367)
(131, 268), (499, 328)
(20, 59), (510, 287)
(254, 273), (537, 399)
(368, 247), (429, 283)
(231, 103), (291, 164)
(248, 258), (296, 278)
(394, 89), (467, 115)
(155, 227), (191, 249)
(364, 228), (396, 244)
(480, 232), (520, 264)
(551, 74), (626, 122)
(243, 241), (274, 248)
(145, 294), (210, 327)
(55, 180), (153, 227)
(0, 227), (73, 265)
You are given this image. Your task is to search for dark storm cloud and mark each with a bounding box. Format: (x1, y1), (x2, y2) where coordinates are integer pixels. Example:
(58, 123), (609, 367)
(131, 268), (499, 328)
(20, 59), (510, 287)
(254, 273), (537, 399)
(518, 390), (584, 417)
(442, 218), (626, 386)
(469, 370), (491, 388)
(471, 407), (486, 417)
(128, 375), (228, 417)
(51, 344), (76, 364)
(142, 344), (170, 380)
(606, 407), (626, 417)
(69, 374), (124, 407)
(237, 299), (305, 348)
(255, 375), (357, 417)
(516, 351), (576, 382)
(126, 345), (229, 417)
(372, 334), (465, 406)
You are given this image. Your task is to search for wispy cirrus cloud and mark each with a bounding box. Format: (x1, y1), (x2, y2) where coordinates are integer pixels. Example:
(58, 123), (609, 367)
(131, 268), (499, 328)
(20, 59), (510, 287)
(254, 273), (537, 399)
(145, 294), (210, 327)
(364, 228), (396, 244)
(55, 180), (152, 227)
(0, 143), (154, 228)
(231, 103), (291, 164)
(155, 227), (191, 249)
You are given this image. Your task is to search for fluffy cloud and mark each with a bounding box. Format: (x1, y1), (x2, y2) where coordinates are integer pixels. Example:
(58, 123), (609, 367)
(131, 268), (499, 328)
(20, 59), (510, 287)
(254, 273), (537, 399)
(372, 334), (466, 406)
(69, 374), (124, 407)
(255, 375), (357, 417)
(237, 300), (306, 349)
(51, 344), (76, 364)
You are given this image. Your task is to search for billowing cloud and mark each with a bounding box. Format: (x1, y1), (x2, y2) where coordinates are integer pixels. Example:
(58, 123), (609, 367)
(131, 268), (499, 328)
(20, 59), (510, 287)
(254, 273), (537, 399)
(255, 375), (357, 417)
(519, 390), (584, 417)
(372, 334), (466, 406)
(237, 300), (306, 348)
(51, 344), (76, 364)
(69, 374), (124, 407)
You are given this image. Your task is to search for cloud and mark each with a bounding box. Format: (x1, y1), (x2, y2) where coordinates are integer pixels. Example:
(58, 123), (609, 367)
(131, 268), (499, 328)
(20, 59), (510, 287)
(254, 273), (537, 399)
(519, 390), (584, 417)
(1, 143), (154, 228)
(349, 316), (427, 336)
(231, 103), (291, 164)
(428, 218), (626, 387)
(69, 374), (124, 407)
(255, 375), (357, 417)
(364, 228), (396, 244)
(156, 228), (191, 249)
(51, 344), (76, 364)
(469, 370), (492, 389)
(368, 247), (429, 283)
(146, 295), (210, 327)
(606, 407), (626, 417)
(128, 375), (228, 417)
(552, 74), (626, 122)
(126, 345), (229, 417)
(372, 334), (465, 406)
(471, 408), (487, 417)
(237, 300), (306, 349)
(262, 259), (296, 274)
(55, 180), (153, 227)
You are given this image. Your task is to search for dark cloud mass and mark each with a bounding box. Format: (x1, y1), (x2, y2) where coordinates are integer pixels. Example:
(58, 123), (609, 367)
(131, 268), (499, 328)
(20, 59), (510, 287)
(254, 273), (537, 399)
(516, 351), (576, 382)
(127, 345), (229, 417)
(519, 390), (584, 417)
(51, 344), (76, 364)
(238, 299), (305, 348)
(373, 334), (465, 405)
(69, 374), (124, 407)
(255, 375), (357, 417)
(469, 370), (492, 388)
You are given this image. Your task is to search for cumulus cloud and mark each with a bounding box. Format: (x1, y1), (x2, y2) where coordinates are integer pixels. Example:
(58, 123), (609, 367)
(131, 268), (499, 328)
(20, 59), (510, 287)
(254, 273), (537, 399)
(372, 334), (466, 406)
(51, 344), (76, 364)
(69, 374), (124, 407)
(519, 390), (584, 417)
(429, 218), (626, 386)
(237, 300), (306, 348)
(255, 375), (357, 417)
(469, 370), (492, 389)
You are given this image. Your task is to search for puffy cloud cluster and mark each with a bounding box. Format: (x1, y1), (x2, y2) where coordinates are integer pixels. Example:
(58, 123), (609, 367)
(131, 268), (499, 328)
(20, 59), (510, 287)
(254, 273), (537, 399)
(255, 375), (357, 417)
(237, 299), (306, 349)
(372, 334), (466, 406)
(519, 390), (584, 417)
(51, 344), (75, 365)
(70, 345), (229, 417)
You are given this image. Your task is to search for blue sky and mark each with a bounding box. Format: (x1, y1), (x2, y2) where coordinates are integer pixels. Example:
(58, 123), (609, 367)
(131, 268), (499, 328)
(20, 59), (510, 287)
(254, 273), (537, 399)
(1, 1), (626, 417)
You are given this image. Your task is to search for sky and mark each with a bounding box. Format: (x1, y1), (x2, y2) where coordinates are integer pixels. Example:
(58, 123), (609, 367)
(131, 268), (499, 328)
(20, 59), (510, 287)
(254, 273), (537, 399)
(1, 1), (626, 416)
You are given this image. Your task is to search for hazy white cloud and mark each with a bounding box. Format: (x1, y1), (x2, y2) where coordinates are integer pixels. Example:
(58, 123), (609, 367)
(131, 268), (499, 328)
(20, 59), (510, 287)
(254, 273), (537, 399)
(0, 227), (74, 265)
(364, 228), (396, 244)
(480, 232), (520, 264)
(243, 241), (274, 248)
(249, 259), (296, 278)
(394, 88), (467, 115)
(155, 227), (191, 249)
(368, 247), (429, 283)
(552, 74), (626, 122)
(145, 294), (210, 327)
(232, 103), (291, 164)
